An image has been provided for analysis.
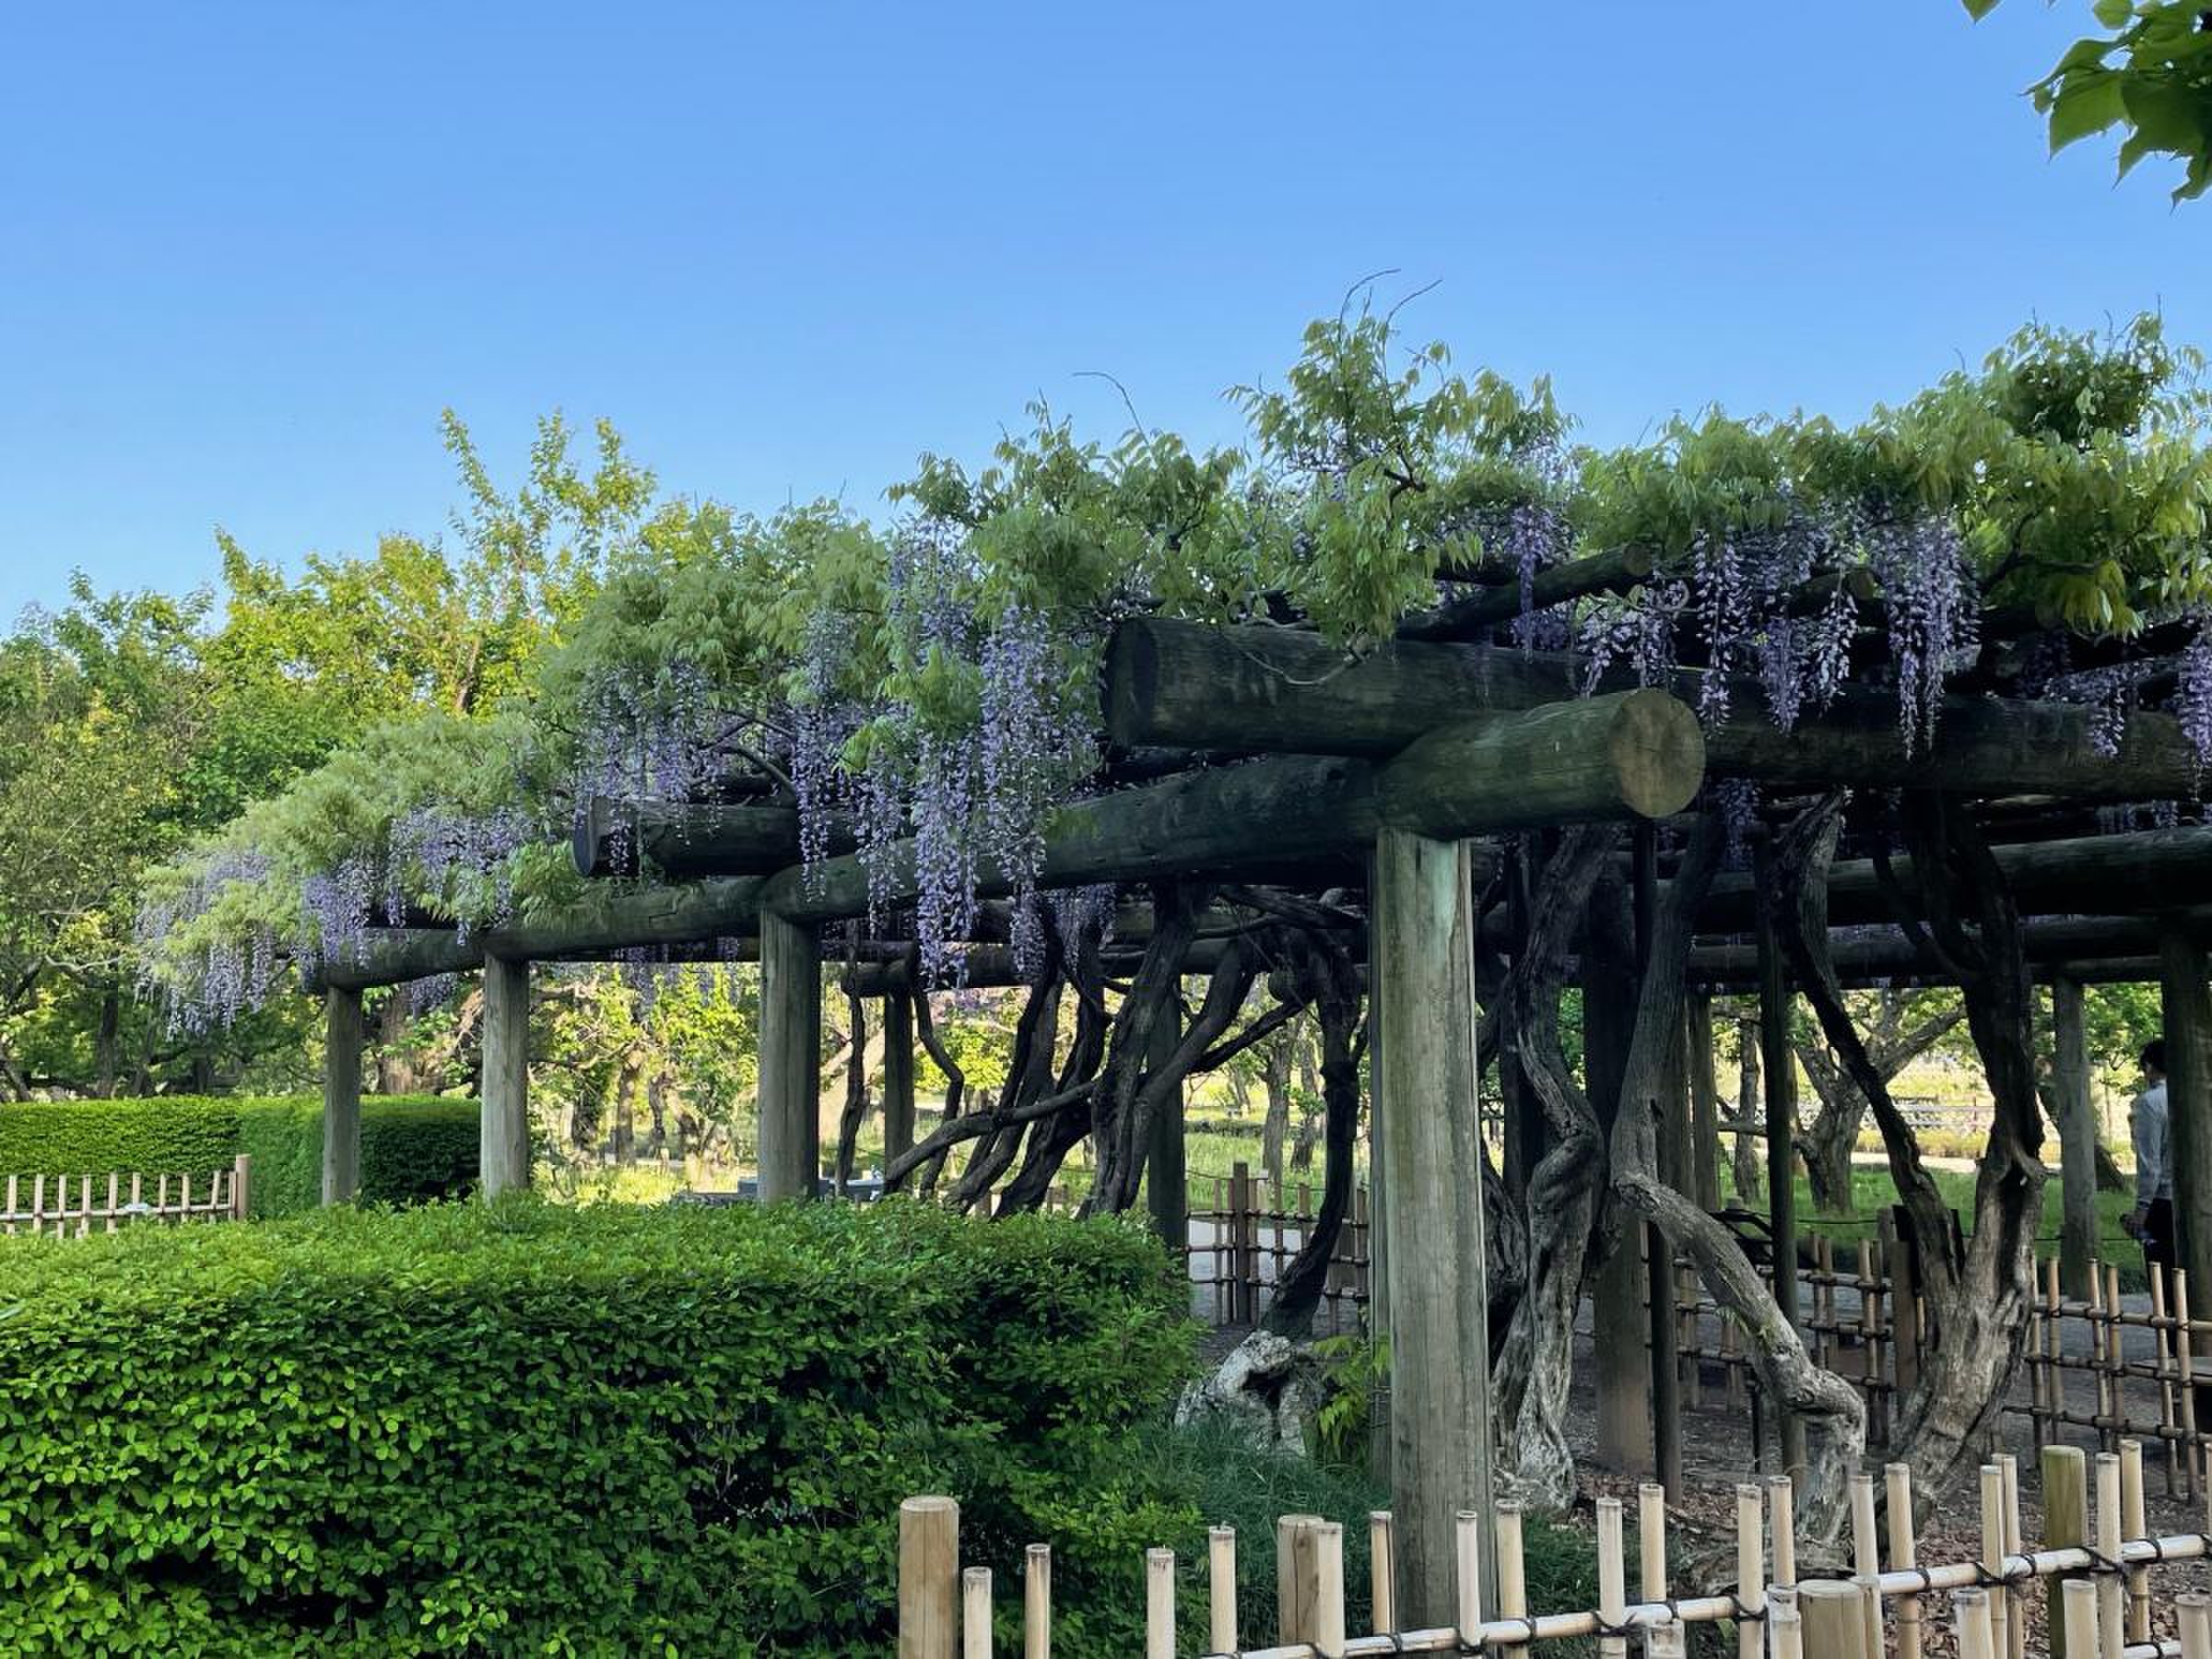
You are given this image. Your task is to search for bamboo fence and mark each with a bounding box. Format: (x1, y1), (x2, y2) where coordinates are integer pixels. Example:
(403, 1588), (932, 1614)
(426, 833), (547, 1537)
(1185, 1161), (1371, 1327)
(0, 1157), (250, 1238)
(899, 1441), (2212, 1658)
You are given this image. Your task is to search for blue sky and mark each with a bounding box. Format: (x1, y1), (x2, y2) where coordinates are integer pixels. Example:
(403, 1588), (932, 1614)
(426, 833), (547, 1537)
(3, 2), (2207, 620)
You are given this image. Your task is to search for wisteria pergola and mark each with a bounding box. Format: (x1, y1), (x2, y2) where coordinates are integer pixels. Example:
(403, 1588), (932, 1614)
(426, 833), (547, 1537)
(297, 571), (2212, 1625)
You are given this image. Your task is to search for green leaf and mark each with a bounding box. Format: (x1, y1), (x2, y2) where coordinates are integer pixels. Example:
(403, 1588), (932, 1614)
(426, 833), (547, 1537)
(2093, 0), (2134, 27)
(1962, 0), (2002, 17)
(2048, 71), (2129, 149)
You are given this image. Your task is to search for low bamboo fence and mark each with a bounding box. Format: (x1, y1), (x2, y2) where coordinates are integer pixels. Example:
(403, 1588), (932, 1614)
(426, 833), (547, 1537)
(897, 1441), (2212, 1658)
(1186, 1161), (1371, 1326)
(1651, 1218), (2212, 1500)
(0, 1155), (251, 1237)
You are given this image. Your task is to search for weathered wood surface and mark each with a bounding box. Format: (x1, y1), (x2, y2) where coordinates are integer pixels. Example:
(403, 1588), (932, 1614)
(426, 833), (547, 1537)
(1105, 617), (2212, 799)
(479, 955), (531, 1197)
(764, 696), (1700, 925)
(1702, 830), (2212, 930)
(1377, 691), (1702, 835)
(305, 877), (770, 989)
(322, 984), (363, 1206)
(1398, 545), (1655, 641)
(573, 797), (814, 877)
(1754, 842), (1806, 1484)
(1144, 1003), (1187, 1250)
(1370, 828), (1493, 1627)
(757, 909), (823, 1202)
(2160, 928), (2212, 1304)
(2050, 977), (2099, 1300)
(882, 991), (916, 1166)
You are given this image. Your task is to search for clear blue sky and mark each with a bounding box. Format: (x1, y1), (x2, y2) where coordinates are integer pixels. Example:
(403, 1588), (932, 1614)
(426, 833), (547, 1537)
(3, 2), (2207, 621)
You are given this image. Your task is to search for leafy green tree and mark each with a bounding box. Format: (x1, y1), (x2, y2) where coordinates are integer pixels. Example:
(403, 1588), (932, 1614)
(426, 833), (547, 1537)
(1966, 1), (2212, 201)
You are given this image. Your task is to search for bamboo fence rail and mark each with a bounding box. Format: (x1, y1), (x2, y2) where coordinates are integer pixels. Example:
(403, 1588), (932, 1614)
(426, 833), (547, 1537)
(0, 1156), (249, 1237)
(1185, 1161), (1371, 1326)
(898, 1441), (2212, 1658)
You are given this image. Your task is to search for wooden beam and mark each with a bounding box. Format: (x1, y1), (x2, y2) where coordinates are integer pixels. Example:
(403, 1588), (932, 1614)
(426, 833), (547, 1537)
(2051, 977), (2099, 1300)
(1700, 830), (2212, 930)
(1377, 690), (1702, 835)
(1689, 912), (2212, 982)
(480, 956), (531, 1197)
(757, 695), (1696, 926)
(1370, 828), (1493, 1627)
(306, 877), (770, 990)
(573, 797), (806, 877)
(1398, 545), (1655, 641)
(758, 910), (822, 1201)
(322, 984), (363, 1206)
(1105, 617), (2211, 799)
(2159, 927), (2212, 1305)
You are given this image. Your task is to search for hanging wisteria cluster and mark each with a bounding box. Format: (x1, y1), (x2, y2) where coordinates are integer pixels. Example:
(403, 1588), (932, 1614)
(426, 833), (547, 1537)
(135, 850), (280, 1036)
(782, 518), (1102, 985)
(389, 805), (534, 945)
(1863, 514), (1981, 755)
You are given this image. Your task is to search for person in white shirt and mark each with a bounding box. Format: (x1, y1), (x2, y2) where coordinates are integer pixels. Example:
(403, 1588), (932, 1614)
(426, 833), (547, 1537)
(2126, 1039), (2174, 1277)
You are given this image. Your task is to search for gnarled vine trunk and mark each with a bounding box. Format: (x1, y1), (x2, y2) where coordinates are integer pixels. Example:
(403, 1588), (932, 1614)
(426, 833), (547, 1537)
(1778, 794), (2045, 1511)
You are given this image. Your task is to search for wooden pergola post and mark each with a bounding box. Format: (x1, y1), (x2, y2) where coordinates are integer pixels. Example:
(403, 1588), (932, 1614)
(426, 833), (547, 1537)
(1146, 996), (1187, 1249)
(2159, 927), (2212, 1298)
(2051, 977), (2099, 1300)
(480, 955), (531, 1196)
(759, 908), (823, 1201)
(322, 983), (364, 1205)
(1753, 841), (1805, 1483)
(1584, 877), (1652, 1476)
(882, 990), (916, 1168)
(1687, 994), (1722, 1213)
(1371, 826), (1492, 1629)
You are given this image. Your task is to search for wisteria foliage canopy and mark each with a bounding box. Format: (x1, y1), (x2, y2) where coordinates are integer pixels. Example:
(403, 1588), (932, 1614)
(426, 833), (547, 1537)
(139, 308), (2212, 1031)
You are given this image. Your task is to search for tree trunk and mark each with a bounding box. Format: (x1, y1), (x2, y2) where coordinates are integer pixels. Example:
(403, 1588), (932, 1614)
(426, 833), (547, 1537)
(1780, 794), (2046, 1512)
(93, 989), (121, 1100)
(1489, 826), (1614, 1511)
(1264, 941), (1363, 1337)
(1259, 1034), (1292, 1193)
(1733, 1019), (1764, 1202)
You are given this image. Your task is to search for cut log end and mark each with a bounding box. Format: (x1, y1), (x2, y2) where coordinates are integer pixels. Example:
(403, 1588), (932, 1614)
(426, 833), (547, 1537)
(1610, 688), (1706, 822)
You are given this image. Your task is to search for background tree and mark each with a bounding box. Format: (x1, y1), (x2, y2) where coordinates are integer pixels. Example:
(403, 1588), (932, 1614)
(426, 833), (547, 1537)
(1966, 1), (2212, 201)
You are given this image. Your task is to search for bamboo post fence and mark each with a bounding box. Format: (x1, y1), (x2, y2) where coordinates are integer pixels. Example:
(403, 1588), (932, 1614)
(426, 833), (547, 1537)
(0, 1156), (249, 1236)
(1185, 1171), (1371, 1327)
(900, 1440), (2212, 1656)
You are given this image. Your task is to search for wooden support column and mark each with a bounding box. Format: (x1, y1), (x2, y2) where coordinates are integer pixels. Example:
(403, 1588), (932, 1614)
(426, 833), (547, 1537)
(1637, 827), (1684, 1495)
(322, 984), (364, 1205)
(2159, 927), (2212, 1300)
(883, 991), (917, 1168)
(1688, 994), (1722, 1213)
(480, 956), (532, 1197)
(759, 909), (823, 1201)
(1371, 826), (1493, 1630)
(1146, 995), (1187, 1249)
(1753, 841), (1806, 1483)
(1500, 864), (1548, 1193)
(2051, 977), (2099, 1300)
(1584, 876), (1653, 1476)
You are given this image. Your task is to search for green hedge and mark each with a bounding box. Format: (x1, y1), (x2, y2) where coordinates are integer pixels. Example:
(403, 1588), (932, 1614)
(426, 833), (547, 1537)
(0, 1199), (1198, 1655)
(0, 1095), (478, 1217)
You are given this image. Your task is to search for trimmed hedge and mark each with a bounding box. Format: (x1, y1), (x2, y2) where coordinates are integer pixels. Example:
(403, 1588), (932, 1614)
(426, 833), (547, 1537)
(0, 1199), (1198, 1655)
(0, 1095), (478, 1216)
